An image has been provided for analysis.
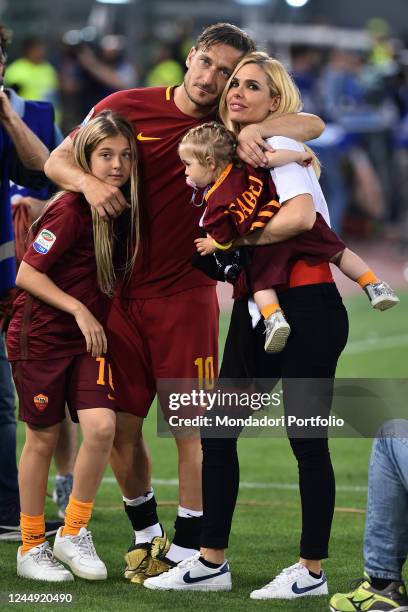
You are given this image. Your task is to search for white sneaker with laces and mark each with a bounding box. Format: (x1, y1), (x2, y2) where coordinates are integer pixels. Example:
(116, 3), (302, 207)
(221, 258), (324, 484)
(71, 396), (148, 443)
(264, 310), (291, 353)
(143, 553), (232, 591)
(17, 541), (74, 582)
(250, 562), (328, 600)
(364, 280), (400, 310)
(53, 527), (107, 580)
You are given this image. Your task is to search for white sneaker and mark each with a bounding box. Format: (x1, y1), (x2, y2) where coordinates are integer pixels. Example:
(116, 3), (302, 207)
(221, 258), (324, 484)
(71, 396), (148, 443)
(17, 542), (74, 582)
(143, 553), (232, 591)
(264, 310), (291, 353)
(364, 280), (400, 310)
(250, 562), (328, 600)
(53, 527), (107, 580)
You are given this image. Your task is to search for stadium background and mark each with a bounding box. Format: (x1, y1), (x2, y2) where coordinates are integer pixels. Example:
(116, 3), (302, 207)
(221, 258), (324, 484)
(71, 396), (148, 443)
(1, 0), (408, 609)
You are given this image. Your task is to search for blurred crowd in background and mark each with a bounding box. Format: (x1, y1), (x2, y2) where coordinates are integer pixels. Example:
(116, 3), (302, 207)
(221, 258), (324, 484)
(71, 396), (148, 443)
(3, 16), (408, 243)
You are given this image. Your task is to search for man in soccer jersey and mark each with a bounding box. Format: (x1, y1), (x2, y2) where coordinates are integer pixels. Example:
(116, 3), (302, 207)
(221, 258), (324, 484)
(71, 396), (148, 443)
(44, 23), (324, 580)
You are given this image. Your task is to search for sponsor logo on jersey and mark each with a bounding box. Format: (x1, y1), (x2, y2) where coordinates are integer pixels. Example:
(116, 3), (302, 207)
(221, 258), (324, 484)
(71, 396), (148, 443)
(81, 107), (95, 126)
(33, 229), (56, 254)
(137, 132), (162, 141)
(33, 393), (48, 412)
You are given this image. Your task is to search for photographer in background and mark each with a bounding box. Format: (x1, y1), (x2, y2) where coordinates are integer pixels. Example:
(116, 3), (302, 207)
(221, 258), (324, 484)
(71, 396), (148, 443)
(5, 36), (59, 115)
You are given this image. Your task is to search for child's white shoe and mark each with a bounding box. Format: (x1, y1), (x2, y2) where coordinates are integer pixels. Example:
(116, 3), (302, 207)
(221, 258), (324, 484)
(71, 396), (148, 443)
(364, 280), (400, 310)
(264, 310), (291, 353)
(53, 527), (107, 580)
(17, 541), (74, 582)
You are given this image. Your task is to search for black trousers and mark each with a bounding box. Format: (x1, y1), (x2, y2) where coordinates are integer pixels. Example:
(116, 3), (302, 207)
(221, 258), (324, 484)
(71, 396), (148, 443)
(201, 283), (349, 559)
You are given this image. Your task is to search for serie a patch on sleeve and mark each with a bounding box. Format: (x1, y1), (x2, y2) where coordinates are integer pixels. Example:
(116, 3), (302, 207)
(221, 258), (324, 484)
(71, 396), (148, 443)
(33, 229), (57, 254)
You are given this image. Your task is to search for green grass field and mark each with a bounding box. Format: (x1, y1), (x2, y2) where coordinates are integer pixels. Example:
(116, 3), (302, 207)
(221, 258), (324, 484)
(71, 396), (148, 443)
(1, 292), (407, 611)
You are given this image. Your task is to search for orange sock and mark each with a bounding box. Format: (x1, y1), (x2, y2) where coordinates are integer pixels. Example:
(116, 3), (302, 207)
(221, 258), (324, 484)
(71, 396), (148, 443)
(357, 270), (378, 288)
(20, 513), (46, 553)
(62, 496), (94, 536)
(261, 303), (281, 320)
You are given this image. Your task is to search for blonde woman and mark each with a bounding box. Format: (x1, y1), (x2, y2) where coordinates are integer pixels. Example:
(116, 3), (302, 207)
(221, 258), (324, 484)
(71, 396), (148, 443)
(145, 55), (398, 596)
(7, 110), (139, 582)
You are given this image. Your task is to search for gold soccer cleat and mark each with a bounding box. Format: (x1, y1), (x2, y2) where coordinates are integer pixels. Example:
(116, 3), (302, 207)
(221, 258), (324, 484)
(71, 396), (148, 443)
(124, 543), (150, 580)
(124, 528), (170, 583)
(130, 556), (174, 584)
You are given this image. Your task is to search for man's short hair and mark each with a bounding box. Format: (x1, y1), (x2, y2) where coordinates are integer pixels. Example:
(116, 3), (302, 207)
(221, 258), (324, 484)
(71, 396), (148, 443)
(196, 23), (256, 55)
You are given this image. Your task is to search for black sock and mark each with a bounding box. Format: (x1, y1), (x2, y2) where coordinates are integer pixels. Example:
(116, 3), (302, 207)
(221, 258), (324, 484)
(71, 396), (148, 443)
(123, 496), (159, 531)
(369, 577), (394, 591)
(172, 515), (202, 550)
(199, 555), (222, 569)
(309, 570), (322, 580)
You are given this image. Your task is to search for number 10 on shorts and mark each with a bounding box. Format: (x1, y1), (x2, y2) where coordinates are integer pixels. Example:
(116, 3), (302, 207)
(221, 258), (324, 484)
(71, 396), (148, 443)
(194, 356), (215, 390)
(96, 357), (114, 393)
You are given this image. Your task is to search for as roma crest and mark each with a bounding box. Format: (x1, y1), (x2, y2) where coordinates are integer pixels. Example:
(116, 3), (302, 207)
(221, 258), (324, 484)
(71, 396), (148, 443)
(33, 394), (48, 412)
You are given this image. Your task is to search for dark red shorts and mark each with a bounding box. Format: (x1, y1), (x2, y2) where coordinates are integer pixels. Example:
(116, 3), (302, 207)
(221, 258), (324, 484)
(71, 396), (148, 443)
(106, 285), (219, 418)
(250, 213), (345, 293)
(11, 353), (116, 427)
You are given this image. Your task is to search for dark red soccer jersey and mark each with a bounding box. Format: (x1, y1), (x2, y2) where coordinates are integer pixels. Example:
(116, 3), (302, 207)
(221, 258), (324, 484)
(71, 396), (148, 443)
(202, 163), (280, 246)
(7, 192), (107, 360)
(81, 87), (217, 298)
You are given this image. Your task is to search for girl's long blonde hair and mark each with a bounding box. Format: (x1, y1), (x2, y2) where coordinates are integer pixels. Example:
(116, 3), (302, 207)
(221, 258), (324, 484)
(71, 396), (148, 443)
(219, 51), (321, 178)
(44, 110), (140, 296)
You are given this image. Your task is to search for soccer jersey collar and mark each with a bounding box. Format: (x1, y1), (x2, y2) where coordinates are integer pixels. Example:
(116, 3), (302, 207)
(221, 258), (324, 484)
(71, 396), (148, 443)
(205, 163), (233, 201)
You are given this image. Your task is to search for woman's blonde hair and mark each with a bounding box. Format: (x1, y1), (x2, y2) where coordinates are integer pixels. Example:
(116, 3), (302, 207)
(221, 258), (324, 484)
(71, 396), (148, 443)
(179, 121), (239, 169)
(45, 110), (140, 296)
(219, 51), (321, 178)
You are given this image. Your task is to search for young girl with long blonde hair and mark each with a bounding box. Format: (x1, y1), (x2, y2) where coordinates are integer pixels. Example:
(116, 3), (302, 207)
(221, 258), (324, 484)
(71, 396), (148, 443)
(7, 110), (139, 582)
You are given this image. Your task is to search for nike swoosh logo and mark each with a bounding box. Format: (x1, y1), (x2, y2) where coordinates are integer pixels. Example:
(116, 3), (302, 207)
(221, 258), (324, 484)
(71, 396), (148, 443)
(183, 565), (228, 584)
(292, 578), (326, 594)
(137, 132), (161, 141)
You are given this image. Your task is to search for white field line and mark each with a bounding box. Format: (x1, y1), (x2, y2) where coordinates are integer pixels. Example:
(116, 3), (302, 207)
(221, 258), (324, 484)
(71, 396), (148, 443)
(76, 332), (408, 496)
(100, 476), (367, 493)
(95, 334), (407, 494)
(344, 333), (408, 354)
